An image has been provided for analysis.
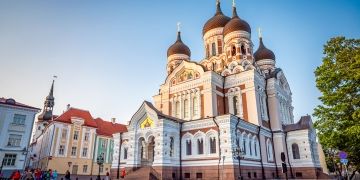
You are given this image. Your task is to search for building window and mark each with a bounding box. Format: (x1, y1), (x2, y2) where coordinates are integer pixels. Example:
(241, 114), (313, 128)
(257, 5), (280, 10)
(3, 154), (16, 166)
(232, 46), (236, 56)
(193, 97), (199, 117)
(197, 139), (204, 155)
(83, 165), (88, 173)
(243, 137), (247, 155)
(248, 172), (251, 178)
(241, 44), (246, 55)
(61, 129), (67, 139)
(59, 145), (65, 155)
(249, 139), (252, 156)
(184, 99), (189, 119)
(13, 114), (26, 125)
(212, 43), (216, 56)
(196, 173), (203, 178)
(184, 173), (190, 178)
(82, 147), (88, 157)
(254, 140), (258, 157)
(84, 132), (90, 141)
(233, 96), (239, 115)
(253, 172), (257, 178)
(217, 39), (222, 54)
(292, 143), (300, 159)
(206, 44), (210, 58)
(175, 101), (180, 118)
(267, 140), (273, 161)
(124, 148), (128, 159)
(210, 137), (216, 154)
(7, 134), (22, 147)
(102, 139), (108, 149)
(296, 172), (303, 178)
(71, 147), (77, 156)
(73, 131), (79, 140)
(170, 137), (174, 157)
(186, 140), (192, 155)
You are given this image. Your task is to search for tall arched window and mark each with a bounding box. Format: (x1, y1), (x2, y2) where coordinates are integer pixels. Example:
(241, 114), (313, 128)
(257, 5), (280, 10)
(175, 101), (180, 118)
(241, 44), (246, 55)
(197, 138), (204, 154)
(186, 140), (192, 155)
(249, 138), (253, 156)
(212, 43), (216, 56)
(243, 137), (247, 155)
(193, 97), (199, 117)
(210, 137), (216, 154)
(206, 44), (210, 58)
(233, 96), (239, 115)
(254, 140), (258, 157)
(292, 143), (300, 159)
(170, 137), (174, 157)
(232, 46), (236, 56)
(184, 99), (189, 119)
(267, 140), (273, 161)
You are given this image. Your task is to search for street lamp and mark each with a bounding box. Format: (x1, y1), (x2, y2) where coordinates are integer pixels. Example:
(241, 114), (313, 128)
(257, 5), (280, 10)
(96, 155), (104, 180)
(232, 146), (245, 180)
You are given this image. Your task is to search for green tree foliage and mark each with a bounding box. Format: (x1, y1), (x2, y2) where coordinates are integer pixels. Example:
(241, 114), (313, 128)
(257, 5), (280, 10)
(314, 37), (360, 174)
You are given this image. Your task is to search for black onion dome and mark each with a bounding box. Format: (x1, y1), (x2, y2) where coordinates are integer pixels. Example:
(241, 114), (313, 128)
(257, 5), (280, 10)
(167, 31), (191, 57)
(223, 7), (251, 36)
(254, 37), (276, 61)
(202, 2), (231, 35)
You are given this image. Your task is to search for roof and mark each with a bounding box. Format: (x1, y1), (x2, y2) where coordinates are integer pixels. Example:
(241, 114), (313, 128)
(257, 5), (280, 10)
(54, 107), (98, 128)
(94, 118), (127, 137)
(0, 97), (40, 110)
(254, 37), (276, 61)
(143, 101), (185, 123)
(167, 31), (191, 57)
(223, 7), (251, 36)
(283, 115), (312, 132)
(202, 2), (231, 35)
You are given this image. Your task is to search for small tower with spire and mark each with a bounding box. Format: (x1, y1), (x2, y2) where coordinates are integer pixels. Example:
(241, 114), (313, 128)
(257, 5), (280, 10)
(254, 28), (276, 74)
(34, 77), (56, 139)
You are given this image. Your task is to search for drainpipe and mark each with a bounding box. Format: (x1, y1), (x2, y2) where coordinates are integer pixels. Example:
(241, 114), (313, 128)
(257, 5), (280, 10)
(212, 117), (221, 180)
(284, 132), (294, 178)
(265, 78), (279, 178)
(257, 126), (266, 179)
(179, 122), (183, 180)
(117, 133), (123, 179)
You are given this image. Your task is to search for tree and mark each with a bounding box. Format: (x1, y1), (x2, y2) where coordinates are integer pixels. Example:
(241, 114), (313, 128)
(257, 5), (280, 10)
(314, 37), (360, 178)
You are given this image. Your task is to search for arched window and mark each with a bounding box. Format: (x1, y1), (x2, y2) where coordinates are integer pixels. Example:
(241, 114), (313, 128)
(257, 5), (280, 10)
(254, 140), (257, 157)
(124, 147), (128, 159)
(193, 97), (199, 117)
(206, 44), (210, 58)
(184, 99), (189, 119)
(212, 43), (216, 56)
(232, 46), (236, 56)
(170, 137), (174, 157)
(175, 101), (180, 118)
(242, 137), (247, 155)
(186, 140), (192, 155)
(241, 44), (246, 55)
(233, 96), (239, 115)
(249, 138), (252, 156)
(210, 137), (216, 154)
(267, 140), (273, 161)
(197, 138), (204, 154)
(292, 143), (300, 159)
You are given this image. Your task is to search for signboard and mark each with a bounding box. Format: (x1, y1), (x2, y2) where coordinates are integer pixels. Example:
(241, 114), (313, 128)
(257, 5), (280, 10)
(340, 158), (348, 165)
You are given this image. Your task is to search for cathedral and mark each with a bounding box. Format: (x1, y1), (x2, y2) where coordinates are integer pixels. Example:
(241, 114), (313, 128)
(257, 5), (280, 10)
(110, 1), (327, 179)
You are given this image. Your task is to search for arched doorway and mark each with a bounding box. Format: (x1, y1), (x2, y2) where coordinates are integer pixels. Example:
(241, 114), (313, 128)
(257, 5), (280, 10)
(138, 136), (155, 166)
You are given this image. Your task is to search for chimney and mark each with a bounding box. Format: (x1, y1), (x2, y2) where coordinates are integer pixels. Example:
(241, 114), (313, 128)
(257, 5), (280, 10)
(67, 104), (70, 110)
(111, 118), (116, 124)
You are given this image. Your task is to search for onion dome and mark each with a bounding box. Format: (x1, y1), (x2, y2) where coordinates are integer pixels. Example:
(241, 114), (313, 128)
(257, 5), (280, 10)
(223, 6), (251, 36)
(202, 1), (231, 35)
(254, 37), (276, 61)
(167, 31), (191, 57)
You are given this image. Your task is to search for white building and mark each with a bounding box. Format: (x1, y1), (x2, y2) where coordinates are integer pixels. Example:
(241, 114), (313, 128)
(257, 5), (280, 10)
(0, 97), (39, 177)
(110, 1), (328, 179)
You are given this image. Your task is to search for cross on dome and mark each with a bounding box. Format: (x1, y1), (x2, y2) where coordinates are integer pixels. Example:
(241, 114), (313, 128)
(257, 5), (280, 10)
(177, 22), (181, 32)
(232, 0), (236, 7)
(258, 28), (262, 38)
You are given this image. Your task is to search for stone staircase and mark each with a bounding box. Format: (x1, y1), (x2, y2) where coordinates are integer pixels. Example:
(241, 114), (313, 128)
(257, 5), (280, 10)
(124, 166), (160, 180)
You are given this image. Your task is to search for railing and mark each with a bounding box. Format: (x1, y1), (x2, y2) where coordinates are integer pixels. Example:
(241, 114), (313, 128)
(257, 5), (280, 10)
(149, 166), (161, 180)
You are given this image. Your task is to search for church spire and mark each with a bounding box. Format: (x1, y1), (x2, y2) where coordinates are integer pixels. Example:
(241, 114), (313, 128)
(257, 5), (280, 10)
(38, 76), (56, 121)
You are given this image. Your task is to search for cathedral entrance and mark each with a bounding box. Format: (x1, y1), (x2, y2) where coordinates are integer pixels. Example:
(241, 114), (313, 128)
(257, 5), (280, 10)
(139, 136), (155, 166)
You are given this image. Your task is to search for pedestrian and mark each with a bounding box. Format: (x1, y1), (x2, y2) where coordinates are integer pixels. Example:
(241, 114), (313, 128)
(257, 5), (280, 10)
(34, 169), (41, 180)
(120, 169), (125, 179)
(22, 169), (35, 180)
(12, 170), (21, 180)
(64, 170), (71, 180)
(105, 171), (109, 180)
(51, 170), (58, 180)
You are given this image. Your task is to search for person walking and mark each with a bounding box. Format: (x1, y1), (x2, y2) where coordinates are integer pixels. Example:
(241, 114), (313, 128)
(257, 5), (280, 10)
(105, 171), (109, 180)
(64, 170), (70, 180)
(22, 169), (35, 180)
(51, 170), (58, 180)
(12, 170), (21, 180)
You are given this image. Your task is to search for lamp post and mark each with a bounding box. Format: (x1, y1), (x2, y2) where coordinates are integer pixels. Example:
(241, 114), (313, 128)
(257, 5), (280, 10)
(232, 146), (245, 180)
(96, 155), (104, 180)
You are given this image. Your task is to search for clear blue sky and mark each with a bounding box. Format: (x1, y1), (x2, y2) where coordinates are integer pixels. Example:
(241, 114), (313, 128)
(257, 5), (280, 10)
(0, 0), (359, 124)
